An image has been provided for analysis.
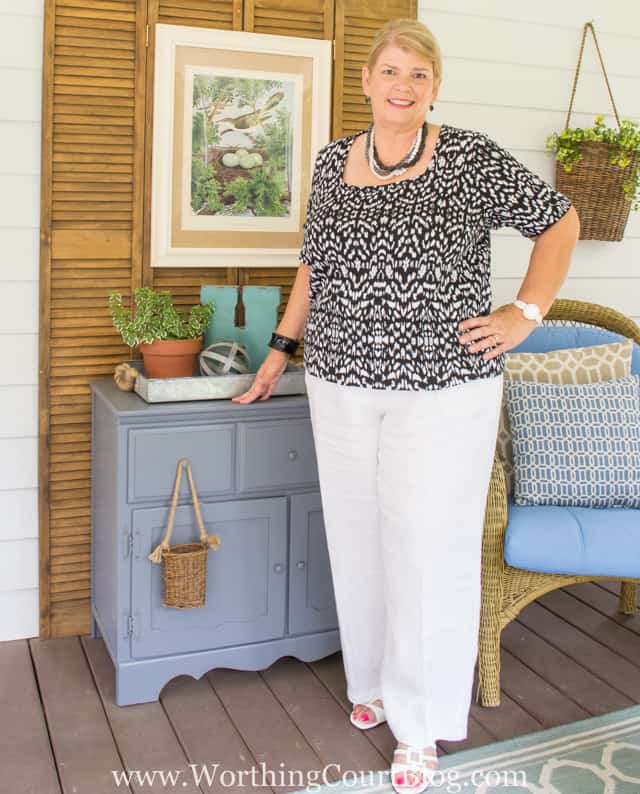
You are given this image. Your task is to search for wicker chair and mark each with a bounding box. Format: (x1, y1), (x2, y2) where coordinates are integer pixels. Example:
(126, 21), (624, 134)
(475, 298), (640, 707)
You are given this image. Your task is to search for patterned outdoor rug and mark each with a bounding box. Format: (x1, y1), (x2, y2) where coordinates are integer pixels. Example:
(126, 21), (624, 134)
(293, 704), (640, 793)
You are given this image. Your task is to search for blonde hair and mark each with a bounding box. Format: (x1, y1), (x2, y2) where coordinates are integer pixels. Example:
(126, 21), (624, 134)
(366, 18), (442, 83)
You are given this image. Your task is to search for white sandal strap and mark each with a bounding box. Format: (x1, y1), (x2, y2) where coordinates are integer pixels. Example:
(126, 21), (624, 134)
(391, 745), (438, 794)
(364, 701), (385, 720)
(352, 700), (385, 721)
(393, 759), (438, 770)
(394, 746), (438, 765)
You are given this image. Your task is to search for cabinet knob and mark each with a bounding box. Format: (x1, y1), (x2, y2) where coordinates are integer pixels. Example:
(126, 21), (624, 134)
(273, 562), (284, 574)
(296, 560), (306, 570)
(288, 449), (298, 460)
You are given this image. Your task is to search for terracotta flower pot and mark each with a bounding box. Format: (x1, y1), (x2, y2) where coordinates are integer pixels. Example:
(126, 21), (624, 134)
(138, 336), (203, 379)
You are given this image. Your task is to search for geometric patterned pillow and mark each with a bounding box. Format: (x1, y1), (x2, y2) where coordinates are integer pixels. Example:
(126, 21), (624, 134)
(497, 339), (634, 496)
(505, 374), (640, 508)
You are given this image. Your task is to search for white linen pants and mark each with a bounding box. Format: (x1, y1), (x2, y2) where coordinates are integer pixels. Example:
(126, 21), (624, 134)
(304, 370), (504, 747)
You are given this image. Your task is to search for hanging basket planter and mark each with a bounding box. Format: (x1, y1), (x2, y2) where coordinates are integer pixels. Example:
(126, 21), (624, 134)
(546, 22), (640, 242)
(554, 138), (639, 242)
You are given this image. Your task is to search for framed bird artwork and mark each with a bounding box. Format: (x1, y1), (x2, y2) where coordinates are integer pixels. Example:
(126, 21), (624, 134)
(150, 24), (331, 268)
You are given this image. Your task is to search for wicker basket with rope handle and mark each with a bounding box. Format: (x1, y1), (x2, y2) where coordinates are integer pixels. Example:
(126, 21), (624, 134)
(148, 458), (221, 609)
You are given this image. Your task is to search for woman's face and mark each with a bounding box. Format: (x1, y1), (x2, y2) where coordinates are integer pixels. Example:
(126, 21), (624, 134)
(362, 44), (441, 128)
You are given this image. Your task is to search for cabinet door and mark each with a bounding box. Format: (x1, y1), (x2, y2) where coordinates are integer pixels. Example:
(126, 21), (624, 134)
(130, 497), (287, 658)
(289, 492), (338, 634)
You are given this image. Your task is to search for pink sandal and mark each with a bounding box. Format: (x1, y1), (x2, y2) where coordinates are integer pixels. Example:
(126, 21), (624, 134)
(349, 699), (386, 729)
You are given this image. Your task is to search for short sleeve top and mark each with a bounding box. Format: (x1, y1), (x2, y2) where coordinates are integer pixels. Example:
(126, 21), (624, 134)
(299, 123), (573, 391)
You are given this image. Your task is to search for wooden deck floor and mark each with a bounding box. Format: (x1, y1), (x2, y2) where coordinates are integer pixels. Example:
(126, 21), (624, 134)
(4, 580), (640, 794)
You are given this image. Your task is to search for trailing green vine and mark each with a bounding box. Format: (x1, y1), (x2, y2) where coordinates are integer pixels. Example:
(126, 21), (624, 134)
(545, 115), (640, 211)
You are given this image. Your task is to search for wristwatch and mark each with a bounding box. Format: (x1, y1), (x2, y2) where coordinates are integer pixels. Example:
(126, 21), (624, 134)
(513, 299), (544, 326)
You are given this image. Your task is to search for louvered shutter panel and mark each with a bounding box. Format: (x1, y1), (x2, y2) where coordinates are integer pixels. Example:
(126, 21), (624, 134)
(40, 0), (142, 637)
(41, 0), (248, 639)
(157, 0), (242, 28)
(333, 0), (416, 138)
(245, 0), (331, 39)
(146, 0), (242, 304)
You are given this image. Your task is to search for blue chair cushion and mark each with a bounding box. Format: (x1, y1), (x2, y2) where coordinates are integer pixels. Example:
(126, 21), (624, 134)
(504, 497), (640, 577)
(512, 325), (640, 377)
(505, 375), (640, 509)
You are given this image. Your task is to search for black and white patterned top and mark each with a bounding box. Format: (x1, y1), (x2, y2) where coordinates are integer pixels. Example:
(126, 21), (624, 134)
(299, 122), (573, 391)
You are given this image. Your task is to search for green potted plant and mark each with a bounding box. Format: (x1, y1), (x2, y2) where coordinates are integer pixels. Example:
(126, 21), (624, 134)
(545, 114), (640, 241)
(109, 287), (215, 379)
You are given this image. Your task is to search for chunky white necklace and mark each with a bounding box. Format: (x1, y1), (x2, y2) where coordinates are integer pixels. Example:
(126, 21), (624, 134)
(366, 121), (428, 179)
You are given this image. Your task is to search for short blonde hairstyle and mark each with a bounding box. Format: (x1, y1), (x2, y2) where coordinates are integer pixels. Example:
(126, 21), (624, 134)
(366, 18), (442, 83)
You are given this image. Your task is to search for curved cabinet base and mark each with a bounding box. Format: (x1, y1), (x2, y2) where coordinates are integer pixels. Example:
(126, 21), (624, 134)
(113, 631), (341, 706)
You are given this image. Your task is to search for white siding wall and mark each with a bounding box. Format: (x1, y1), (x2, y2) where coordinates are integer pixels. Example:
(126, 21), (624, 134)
(0, 1), (639, 640)
(419, 1), (640, 325)
(0, 0), (43, 641)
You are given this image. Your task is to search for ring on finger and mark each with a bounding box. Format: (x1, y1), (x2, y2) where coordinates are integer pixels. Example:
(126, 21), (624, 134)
(480, 334), (500, 350)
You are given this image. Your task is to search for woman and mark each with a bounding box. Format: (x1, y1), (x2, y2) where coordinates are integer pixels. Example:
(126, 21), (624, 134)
(233, 18), (579, 793)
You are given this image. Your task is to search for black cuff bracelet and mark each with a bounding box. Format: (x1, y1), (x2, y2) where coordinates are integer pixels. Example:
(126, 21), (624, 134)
(268, 332), (299, 356)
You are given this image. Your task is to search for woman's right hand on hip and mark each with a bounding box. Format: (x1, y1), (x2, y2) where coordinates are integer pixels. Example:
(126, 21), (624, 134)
(231, 349), (290, 403)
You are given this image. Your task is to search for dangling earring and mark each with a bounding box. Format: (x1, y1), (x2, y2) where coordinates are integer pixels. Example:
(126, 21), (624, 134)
(364, 95), (371, 103)
(430, 104), (434, 111)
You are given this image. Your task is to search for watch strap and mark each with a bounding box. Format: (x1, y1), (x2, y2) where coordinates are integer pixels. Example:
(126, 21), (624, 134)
(268, 332), (299, 355)
(513, 299), (543, 325)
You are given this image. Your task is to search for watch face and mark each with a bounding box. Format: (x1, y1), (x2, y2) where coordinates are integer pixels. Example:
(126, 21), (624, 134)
(524, 305), (537, 320)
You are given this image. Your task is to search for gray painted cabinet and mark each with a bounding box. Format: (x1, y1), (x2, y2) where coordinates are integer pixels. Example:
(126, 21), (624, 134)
(90, 382), (340, 706)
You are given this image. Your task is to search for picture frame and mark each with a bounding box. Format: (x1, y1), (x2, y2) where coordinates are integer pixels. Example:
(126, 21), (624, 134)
(150, 24), (332, 269)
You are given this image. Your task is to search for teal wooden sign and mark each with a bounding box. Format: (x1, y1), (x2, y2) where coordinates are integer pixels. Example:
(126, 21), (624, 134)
(200, 285), (281, 373)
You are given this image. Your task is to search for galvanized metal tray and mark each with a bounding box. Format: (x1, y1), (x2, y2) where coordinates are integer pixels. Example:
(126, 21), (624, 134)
(126, 360), (307, 403)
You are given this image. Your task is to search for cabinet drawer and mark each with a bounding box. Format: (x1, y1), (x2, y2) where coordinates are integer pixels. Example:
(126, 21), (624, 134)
(237, 419), (319, 492)
(128, 424), (235, 502)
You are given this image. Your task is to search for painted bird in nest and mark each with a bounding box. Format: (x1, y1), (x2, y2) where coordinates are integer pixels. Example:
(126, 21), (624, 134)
(217, 90), (285, 131)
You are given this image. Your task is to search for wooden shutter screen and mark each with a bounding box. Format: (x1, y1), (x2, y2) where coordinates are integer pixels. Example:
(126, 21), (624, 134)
(144, 0), (243, 312)
(39, 0), (144, 638)
(39, 0), (415, 638)
(333, 0), (417, 138)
